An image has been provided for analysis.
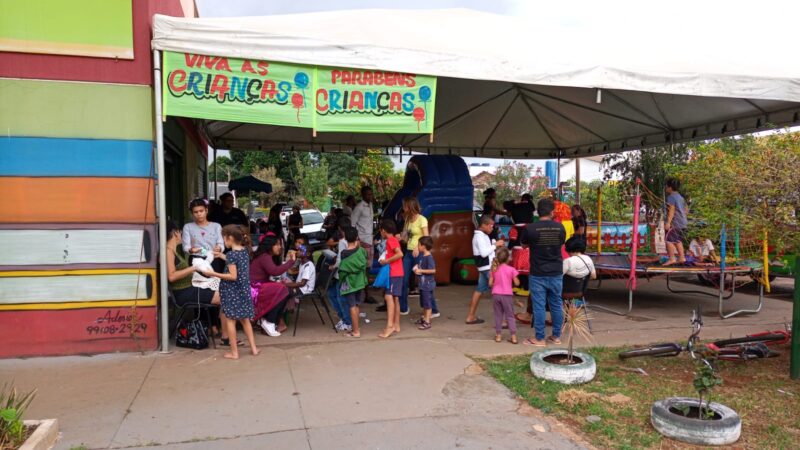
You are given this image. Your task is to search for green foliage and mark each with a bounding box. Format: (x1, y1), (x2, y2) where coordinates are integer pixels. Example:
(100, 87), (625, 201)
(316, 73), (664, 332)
(692, 358), (722, 420)
(331, 150), (403, 206)
(208, 155), (235, 182)
(565, 180), (630, 222)
(490, 162), (549, 204)
(0, 383), (36, 449)
(675, 131), (800, 254)
(294, 155), (329, 209)
(321, 153), (359, 187)
(603, 145), (691, 215)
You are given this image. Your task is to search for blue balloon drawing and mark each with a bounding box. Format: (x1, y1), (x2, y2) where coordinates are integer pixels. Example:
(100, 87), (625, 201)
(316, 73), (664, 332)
(419, 86), (431, 102)
(294, 72), (310, 107)
(419, 86), (432, 126)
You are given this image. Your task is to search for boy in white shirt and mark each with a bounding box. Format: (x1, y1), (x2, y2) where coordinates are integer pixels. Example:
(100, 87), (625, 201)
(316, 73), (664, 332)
(466, 215), (505, 325)
(283, 245), (316, 299)
(689, 234), (716, 263)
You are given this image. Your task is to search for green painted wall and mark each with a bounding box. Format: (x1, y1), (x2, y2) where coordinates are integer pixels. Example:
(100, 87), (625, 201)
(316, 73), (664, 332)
(0, 78), (153, 140)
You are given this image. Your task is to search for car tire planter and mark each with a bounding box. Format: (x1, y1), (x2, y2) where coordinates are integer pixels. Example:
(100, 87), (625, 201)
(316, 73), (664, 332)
(651, 397), (741, 446)
(529, 349), (596, 384)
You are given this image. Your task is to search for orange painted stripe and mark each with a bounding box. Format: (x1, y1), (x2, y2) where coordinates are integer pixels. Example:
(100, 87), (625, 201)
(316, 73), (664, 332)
(0, 177), (155, 223)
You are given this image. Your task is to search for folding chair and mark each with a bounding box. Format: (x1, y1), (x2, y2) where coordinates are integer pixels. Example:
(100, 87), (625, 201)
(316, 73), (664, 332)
(562, 274), (592, 332)
(168, 289), (218, 348)
(292, 262), (338, 336)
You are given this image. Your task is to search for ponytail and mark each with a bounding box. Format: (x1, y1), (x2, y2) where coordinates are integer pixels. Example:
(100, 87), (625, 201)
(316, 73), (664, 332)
(221, 224), (252, 257)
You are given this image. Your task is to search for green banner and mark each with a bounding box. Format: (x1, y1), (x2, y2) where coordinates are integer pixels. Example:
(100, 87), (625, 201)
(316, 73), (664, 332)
(163, 51), (314, 128)
(314, 68), (436, 133)
(163, 51), (436, 134)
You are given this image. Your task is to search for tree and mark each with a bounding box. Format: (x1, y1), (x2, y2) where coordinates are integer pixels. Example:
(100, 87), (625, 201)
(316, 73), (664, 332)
(675, 131), (800, 254)
(331, 150), (403, 206)
(250, 166), (284, 207)
(294, 155), (329, 209)
(490, 162), (550, 204)
(564, 180), (630, 222)
(231, 150), (310, 184)
(603, 145), (691, 217)
(209, 155), (235, 182)
(321, 153), (360, 187)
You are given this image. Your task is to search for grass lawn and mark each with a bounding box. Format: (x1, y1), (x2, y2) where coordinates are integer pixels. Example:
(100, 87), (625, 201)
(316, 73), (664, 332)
(478, 344), (799, 449)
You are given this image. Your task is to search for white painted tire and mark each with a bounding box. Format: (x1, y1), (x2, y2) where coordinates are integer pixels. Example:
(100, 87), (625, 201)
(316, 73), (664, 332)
(651, 397), (741, 446)
(529, 349), (596, 384)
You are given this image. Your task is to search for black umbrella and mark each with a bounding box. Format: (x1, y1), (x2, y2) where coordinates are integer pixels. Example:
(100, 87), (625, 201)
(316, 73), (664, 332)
(228, 175), (272, 194)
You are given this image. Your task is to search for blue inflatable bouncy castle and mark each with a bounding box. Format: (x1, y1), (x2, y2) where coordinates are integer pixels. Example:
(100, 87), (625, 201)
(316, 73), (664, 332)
(383, 155), (473, 220)
(383, 155), (477, 284)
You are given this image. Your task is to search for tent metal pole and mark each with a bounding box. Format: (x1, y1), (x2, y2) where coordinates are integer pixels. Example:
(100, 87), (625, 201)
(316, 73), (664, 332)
(575, 157), (581, 204)
(153, 50), (170, 353)
(213, 147), (218, 199)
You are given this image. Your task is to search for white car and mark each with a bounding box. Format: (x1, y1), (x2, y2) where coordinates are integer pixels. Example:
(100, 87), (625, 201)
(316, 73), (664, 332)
(284, 209), (326, 249)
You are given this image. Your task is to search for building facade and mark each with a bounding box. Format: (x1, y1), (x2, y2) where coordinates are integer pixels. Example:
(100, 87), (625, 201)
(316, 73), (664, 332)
(0, 0), (205, 357)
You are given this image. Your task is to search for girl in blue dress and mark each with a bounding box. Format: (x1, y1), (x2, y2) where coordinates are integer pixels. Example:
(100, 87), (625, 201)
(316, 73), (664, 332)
(201, 225), (259, 359)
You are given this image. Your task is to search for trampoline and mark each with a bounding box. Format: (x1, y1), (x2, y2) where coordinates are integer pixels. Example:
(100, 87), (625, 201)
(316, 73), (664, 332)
(589, 252), (764, 319)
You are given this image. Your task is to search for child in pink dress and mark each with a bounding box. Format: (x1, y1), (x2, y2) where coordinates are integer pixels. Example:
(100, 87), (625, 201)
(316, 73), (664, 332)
(489, 247), (520, 344)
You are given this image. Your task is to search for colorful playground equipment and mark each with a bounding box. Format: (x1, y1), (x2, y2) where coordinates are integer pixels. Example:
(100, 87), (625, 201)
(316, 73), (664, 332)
(383, 155), (476, 285)
(588, 181), (766, 319)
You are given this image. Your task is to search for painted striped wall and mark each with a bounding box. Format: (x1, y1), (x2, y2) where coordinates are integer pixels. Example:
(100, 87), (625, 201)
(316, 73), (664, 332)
(0, 77), (158, 355)
(0, 225), (156, 270)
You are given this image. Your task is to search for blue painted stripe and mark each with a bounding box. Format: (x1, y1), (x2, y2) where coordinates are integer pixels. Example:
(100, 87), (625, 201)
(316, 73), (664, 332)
(0, 137), (153, 177)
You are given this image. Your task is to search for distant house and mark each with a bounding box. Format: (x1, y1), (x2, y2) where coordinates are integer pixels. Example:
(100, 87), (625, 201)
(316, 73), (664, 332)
(208, 182), (230, 200)
(558, 155), (606, 183)
(471, 170), (494, 192)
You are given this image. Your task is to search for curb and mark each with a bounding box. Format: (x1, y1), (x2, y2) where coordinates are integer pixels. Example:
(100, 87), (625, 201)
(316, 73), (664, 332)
(19, 419), (59, 450)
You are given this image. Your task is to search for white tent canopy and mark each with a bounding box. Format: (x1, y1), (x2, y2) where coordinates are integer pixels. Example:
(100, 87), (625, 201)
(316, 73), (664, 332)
(152, 9), (800, 158)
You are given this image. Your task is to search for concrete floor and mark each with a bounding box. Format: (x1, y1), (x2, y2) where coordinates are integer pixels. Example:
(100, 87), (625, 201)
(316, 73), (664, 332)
(1, 275), (794, 449)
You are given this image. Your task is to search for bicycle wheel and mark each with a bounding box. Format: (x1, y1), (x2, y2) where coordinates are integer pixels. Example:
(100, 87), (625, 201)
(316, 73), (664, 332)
(619, 343), (682, 359)
(713, 332), (789, 348)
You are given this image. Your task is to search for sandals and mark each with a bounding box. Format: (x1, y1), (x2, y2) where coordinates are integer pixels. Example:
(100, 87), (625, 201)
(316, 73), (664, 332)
(546, 336), (562, 345)
(465, 318), (485, 325)
(417, 321), (431, 330)
(523, 338), (546, 347)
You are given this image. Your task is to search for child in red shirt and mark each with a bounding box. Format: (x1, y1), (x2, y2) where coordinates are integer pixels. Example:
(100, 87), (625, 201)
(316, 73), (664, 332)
(378, 219), (404, 338)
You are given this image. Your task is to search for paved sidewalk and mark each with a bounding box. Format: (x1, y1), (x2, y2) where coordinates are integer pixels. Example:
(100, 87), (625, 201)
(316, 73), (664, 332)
(1, 276), (793, 449)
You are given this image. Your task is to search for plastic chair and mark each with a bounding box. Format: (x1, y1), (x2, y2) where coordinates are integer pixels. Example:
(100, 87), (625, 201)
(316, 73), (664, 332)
(168, 289), (218, 348)
(562, 274), (592, 332)
(292, 262), (338, 336)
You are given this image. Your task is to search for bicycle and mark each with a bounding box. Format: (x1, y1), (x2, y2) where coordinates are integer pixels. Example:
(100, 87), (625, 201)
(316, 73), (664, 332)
(618, 306), (784, 361)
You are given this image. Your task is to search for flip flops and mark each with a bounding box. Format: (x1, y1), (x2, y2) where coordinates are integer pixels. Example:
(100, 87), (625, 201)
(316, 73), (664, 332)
(523, 337), (546, 347)
(465, 318), (485, 325)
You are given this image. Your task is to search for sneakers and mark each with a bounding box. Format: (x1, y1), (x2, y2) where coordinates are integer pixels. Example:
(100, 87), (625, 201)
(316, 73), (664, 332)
(335, 320), (346, 331)
(259, 318), (281, 337)
(431, 312), (441, 319)
(399, 309), (410, 316)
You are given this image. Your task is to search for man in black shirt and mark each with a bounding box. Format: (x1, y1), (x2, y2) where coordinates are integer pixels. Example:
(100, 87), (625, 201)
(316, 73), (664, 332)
(210, 192), (249, 227)
(520, 198), (566, 346)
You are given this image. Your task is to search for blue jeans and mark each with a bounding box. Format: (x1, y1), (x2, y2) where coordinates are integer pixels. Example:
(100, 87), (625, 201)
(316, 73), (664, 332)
(400, 250), (439, 314)
(327, 281), (351, 326)
(529, 276), (563, 341)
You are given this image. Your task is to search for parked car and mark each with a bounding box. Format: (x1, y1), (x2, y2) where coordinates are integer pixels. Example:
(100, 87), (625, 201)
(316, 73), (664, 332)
(285, 209), (327, 250)
(279, 205), (293, 225)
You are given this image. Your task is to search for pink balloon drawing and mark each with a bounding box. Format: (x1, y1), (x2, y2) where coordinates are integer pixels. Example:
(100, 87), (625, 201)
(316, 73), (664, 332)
(291, 93), (304, 122)
(413, 107), (425, 131)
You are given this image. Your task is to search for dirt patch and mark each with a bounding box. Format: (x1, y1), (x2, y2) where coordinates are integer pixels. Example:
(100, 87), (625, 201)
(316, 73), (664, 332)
(557, 389), (600, 408)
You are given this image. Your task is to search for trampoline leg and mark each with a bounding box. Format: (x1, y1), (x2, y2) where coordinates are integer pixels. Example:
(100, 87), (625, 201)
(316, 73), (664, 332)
(719, 277), (764, 319)
(590, 288), (634, 316)
(666, 274), (734, 300)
